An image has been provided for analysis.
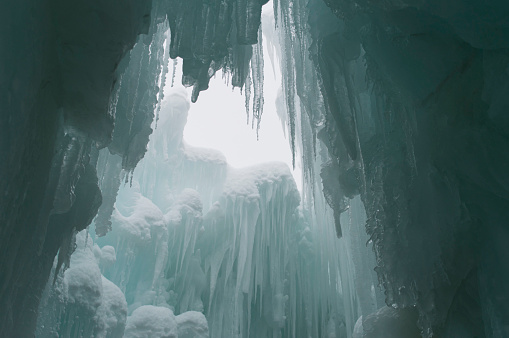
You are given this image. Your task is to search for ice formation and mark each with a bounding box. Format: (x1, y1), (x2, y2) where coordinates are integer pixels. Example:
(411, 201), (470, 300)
(37, 232), (128, 338)
(33, 90), (353, 337)
(2, 0), (509, 337)
(265, 0), (509, 335)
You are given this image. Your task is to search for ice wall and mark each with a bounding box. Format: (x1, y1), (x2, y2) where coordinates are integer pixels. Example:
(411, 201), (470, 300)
(271, 0), (509, 336)
(1, 0), (270, 334)
(4, 0), (509, 336)
(0, 0), (161, 334)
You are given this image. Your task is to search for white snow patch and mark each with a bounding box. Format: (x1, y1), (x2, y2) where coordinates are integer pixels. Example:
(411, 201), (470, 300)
(175, 188), (203, 212)
(183, 142), (227, 165)
(164, 189), (203, 225)
(124, 305), (178, 338)
(94, 276), (128, 337)
(176, 311), (209, 338)
(113, 193), (164, 242)
(223, 162), (299, 200)
(100, 245), (116, 268)
(63, 233), (103, 313)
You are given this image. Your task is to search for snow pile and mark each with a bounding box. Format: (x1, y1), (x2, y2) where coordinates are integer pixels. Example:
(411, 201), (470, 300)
(36, 232), (127, 338)
(223, 162), (299, 200)
(113, 183), (165, 243)
(95, 276), (129, 338)
(37, 229), (212, 338)
(183, 143), (228, 165)
(124, 305), (178, 338)
(62, 235), (103, 315)
(99, 245), (116, 272)
(172, 188), (203, 214)
(176, 311), (210, 338)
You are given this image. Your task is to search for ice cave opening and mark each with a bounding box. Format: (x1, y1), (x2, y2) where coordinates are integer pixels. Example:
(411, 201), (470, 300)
(2, 0), (509, 337)
(35, 17), (374, 337)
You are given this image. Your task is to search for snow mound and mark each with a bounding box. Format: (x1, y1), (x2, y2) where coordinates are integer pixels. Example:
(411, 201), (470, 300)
(38, 231), (128, 337)
(124, 305), (178, 338)
(183, 143), (227, 165)
(165, 189), (203, 225)
(176, 311), (209, 338)
(223, 162), (299, 200)
(63, 233), (103, 313)
(94, 276), (127, 337)
(100, 245), (116, 268)
(113, 193), (164, 242)
(175, 188), (203, 212)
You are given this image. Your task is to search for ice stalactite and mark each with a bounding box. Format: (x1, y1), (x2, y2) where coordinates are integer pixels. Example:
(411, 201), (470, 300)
(248, 28), (265, 134)
(94, 150), (123, 237)
(166, 0), (268, 118)
(108, 18), (170, 172)
(265, 14), (363, 328)
(155, 32), (172, 128)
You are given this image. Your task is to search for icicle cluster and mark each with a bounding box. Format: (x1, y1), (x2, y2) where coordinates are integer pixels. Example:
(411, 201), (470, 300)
(166, 0), (268, 134)
(167, 0), (268, 101)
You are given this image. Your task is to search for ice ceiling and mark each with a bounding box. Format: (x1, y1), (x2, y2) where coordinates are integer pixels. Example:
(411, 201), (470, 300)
(1, 0), (509, 337)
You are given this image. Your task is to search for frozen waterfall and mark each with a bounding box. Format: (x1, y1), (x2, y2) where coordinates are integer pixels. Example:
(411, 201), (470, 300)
(36, 90), (356, 337)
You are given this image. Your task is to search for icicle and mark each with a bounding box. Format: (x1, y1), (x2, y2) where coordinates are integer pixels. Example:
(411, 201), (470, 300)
(155, 30), (171, 129)
(251, 27), (265, 137)
(171, 58), (178, 87)
(245, 70), (252, 124)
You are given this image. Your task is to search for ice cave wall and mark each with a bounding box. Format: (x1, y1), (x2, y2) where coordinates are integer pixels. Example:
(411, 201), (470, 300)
(270, 0), (509, 336)
(0, 0), (268, 336)
(0, 0), (153, 335)
(2, 0), (509, 336)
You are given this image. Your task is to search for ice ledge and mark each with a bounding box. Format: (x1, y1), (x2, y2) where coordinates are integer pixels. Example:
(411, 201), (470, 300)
(223, 162), (300, 202)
